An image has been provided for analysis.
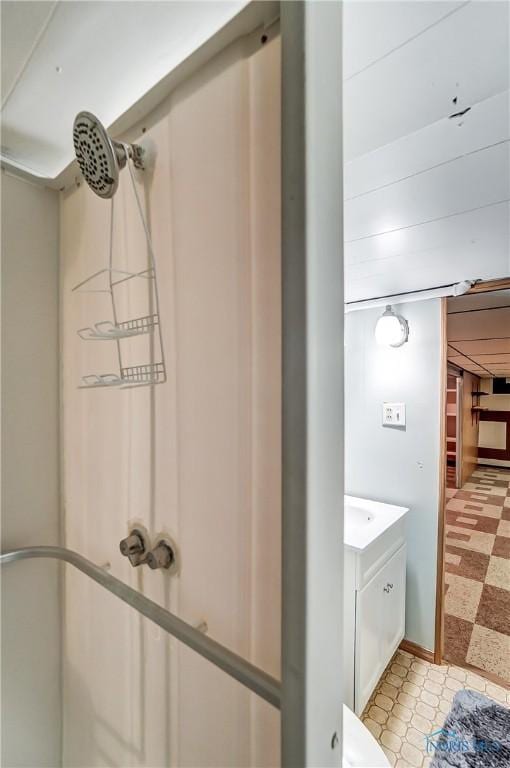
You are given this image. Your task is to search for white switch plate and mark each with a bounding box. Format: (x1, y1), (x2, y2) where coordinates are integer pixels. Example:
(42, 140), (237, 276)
(382, 402), (406, 427)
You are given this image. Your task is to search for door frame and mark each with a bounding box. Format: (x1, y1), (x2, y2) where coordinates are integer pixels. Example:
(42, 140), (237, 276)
(434, 298), (448, 664)
(281, 3), (344, 766)
(455, 375), (464, 490)
(434, 277), (510, 666)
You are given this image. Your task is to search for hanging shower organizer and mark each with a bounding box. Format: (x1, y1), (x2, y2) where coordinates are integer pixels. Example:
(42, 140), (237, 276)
(72, 121), (166, 389)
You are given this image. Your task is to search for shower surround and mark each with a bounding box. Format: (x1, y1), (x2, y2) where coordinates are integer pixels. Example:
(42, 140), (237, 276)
(60, 28), (281, 767)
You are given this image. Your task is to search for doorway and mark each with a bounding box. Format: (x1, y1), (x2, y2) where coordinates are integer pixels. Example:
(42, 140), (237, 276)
(439, 285), (510, 686)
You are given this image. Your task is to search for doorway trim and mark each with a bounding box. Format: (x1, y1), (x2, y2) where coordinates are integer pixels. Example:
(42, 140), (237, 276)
(467, 277), (510, 294)
(434, 298), (448, 664)
(434, 275), (510, 667)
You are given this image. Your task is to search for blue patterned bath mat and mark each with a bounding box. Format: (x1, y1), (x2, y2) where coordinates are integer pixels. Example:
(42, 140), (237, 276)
(428, 689), (510, 767)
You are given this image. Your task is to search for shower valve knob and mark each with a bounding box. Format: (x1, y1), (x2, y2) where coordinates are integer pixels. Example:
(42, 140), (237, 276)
(147, 540), (175, 570)
(120, 532), (144, 556)
(119, 529), (148, 567)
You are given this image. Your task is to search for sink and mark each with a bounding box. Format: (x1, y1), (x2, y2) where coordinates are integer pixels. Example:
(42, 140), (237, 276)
(344, 495), (408, 552)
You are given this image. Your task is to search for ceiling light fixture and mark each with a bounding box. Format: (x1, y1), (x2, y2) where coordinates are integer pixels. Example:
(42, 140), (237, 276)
(375, 305), (409, 348)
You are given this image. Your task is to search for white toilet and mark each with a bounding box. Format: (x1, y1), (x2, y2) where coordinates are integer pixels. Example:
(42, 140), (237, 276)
(342, 705), (390, 767)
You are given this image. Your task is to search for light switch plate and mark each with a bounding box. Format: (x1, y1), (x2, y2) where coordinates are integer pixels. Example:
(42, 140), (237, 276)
(382, 402), (406, 427)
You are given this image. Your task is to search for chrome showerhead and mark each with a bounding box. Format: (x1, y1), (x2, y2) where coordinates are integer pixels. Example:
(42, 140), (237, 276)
(73, 111), (144, 199)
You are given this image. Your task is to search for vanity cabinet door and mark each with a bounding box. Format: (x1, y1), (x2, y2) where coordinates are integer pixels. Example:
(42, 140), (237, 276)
(355, 544), (407, 714)
(355, 565), (385, 714)
(382, 544), (406, 657)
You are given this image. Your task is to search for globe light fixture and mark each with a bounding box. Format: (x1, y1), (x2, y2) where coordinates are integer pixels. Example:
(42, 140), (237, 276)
(375, 305), (409, 348)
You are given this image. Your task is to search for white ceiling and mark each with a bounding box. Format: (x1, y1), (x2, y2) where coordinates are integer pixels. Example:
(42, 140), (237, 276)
(343, 0), (510, 302)
(447, 290), (510, 377)
(1, 0), (509, 302)
(0, 1), (249, 178)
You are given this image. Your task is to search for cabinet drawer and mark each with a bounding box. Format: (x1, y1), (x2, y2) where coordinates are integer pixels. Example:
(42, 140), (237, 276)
(355, 518), (406, 590)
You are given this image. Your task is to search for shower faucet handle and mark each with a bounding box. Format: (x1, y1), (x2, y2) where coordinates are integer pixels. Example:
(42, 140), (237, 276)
(119, 529), (148, 567)
(120, 531), (144, 556)
(147, 539), (176, 570)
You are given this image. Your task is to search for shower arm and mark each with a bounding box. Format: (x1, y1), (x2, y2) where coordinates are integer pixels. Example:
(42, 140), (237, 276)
(0, 546), (281, 710)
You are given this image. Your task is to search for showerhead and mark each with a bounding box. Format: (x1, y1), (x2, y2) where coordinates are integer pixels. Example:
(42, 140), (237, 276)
(73, 111), (144, 199)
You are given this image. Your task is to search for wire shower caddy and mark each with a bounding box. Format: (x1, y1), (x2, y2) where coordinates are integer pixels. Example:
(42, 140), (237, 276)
(73, 151), (166, 389)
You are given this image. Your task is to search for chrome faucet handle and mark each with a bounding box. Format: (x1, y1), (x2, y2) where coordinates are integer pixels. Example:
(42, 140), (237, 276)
(119, 528), (148, 567)
(147, 539), (176, 570)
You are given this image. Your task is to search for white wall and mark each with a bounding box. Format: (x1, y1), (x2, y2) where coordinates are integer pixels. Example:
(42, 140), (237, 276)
(345, 299), (442, 651)
(477, 378), (510, 468)
(1, 172), (61, 766)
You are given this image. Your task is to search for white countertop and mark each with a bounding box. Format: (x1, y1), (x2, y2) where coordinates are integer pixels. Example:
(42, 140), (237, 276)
(344, 495), (409, 552)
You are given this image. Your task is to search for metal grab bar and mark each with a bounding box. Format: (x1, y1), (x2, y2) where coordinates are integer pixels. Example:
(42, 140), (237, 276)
(0, 546), (281, 709)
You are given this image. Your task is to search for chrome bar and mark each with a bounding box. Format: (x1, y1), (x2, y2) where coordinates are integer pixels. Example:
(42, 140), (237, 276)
(0, 546), (281, 709)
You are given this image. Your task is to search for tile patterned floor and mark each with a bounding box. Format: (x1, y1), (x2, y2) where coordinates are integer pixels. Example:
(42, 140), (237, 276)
(361, 648), (510, 768)
(443, 466), (510, 682)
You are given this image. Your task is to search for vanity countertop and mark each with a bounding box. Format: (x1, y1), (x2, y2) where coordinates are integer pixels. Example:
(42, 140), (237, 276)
(344, 495), (409, 552)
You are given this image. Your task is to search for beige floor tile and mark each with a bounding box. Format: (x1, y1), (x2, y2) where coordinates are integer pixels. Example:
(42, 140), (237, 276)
(446, 498), (502, 519)
(392, 662), (408, 678)
(402, 681), (420, 698)
(485, 682), (508, 703)
(444, 676), (464, 692)
(376, 693), (394, 712)
(401, 741), (424, 767)
(444, 572), (483, 622)
(393, 703), (413, 722)
(381, 682), (399, 700)
(368, 704), (388, 724)
(387, 672), (405, 688)
(447, 666), (466, 682)
(445, 526), (495, 555)
(423, 679), (441, 696)
(427, 670), (446, 684)
(382, 746), (397, 766)
(410, 713), (432, 734)
(420, 689), (439, 708)
(466, 624), (510, 679)
(363, 717), (382, 739)
(465, 672), (486, 692)
(456, 516), (477, 526)
(464, 482), (507, 496)
(415, 701), (435, 721)
(387, 714), (407, 737)
(406, 727), (426, 748)
(381, 730), (402, 753)
(485, 555), (510, 590)
(395, 652), (412, 668)
(407, 671), (425, 687)
(442, 686), (455, 702)
(398, 691), (416, 709)
(497, 519), (510, 537)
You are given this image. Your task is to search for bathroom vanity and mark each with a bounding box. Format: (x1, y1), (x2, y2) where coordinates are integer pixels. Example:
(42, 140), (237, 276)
(343, 496), (409, 715)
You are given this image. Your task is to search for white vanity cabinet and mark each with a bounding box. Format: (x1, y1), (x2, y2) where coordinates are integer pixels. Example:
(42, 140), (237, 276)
(343, 496), (408, 715)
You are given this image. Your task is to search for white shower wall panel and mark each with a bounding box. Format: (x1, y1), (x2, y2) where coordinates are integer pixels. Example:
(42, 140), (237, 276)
(60, 29), (281, 767)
